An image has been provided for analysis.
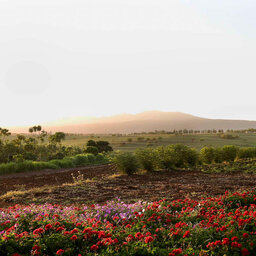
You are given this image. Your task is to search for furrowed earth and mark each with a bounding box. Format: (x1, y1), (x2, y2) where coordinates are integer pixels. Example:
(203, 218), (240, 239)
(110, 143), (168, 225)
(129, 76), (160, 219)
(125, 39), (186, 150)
(1, 164), (256, 207)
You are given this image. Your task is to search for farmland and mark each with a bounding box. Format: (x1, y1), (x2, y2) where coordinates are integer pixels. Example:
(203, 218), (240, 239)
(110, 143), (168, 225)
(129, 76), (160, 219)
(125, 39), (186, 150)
(2, 131), (256, 255)
(6, 132), (256, 152)
(62, 132), (256, 151)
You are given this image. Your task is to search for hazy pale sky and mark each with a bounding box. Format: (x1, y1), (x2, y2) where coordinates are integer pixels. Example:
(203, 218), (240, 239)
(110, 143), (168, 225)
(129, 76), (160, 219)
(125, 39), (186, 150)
(0, 0), (255, 127)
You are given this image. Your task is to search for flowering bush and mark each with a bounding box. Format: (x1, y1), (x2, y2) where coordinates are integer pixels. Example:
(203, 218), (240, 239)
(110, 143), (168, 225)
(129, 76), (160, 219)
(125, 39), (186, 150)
(1, 192), (256, 255)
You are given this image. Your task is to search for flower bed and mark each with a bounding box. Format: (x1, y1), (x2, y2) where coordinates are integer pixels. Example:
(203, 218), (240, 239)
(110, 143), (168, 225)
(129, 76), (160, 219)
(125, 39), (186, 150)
(1, 192), (256, 255)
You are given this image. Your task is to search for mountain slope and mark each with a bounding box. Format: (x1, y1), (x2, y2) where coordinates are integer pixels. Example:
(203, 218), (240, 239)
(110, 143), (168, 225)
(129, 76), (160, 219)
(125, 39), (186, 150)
(9, 111), (256, 134)
(36, 111), (256, 134)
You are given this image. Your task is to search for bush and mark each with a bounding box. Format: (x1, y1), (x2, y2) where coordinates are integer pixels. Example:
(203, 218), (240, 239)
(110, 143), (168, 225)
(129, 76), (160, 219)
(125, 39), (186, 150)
(170, 144), (198, 168)
(71, 154), (89, 166)
(155, 146), (176, 170)
(221, 145), (238, 162)
(199, 146), (216, 164)
(237, 147), (256, 159)
(95, 153), (109, 164)
(49, 159), (75, 168)
(0, 153), (110, 175)
(114, 152), (140, 175)
(86, 140), (113, 153)
(85, 146), (99, 155)
(155, 145), (199, 169)
(86, 153), (96, 164)
(135, 148), (157, 172)
(213, 147), (224, 163)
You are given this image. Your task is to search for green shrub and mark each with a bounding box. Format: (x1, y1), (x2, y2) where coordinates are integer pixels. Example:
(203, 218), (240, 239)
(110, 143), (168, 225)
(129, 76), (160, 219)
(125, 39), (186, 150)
(86, 153), (96, 164)
(135, 148), (157, 172)
(114, 152), (140, 175)
(71, 154), (89, 166)
(95, 153), (108, 164)
(170, 144), (198, 168)
(85, 146), (99, 155)
(237, 147), (256, 159)
(213, 147), (224, 163)
(221, 145), (238, 162)
(0, 153), (110, 175)
(155, 146), (176, 170)
(199, 146), (216, 164)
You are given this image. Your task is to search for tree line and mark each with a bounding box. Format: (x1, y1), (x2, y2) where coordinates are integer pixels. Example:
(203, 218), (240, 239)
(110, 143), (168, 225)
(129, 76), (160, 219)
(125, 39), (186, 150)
(0, 126), (112, 164)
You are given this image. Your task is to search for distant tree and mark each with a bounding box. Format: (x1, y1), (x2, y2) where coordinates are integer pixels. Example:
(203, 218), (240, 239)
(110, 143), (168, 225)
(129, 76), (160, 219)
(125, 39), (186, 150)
(95, 141), (113, 153)
(87, 140), (97, 147)
(49, 132), (66, 144)
(85, 146), (99, 155)
(0, 128), (11, 137)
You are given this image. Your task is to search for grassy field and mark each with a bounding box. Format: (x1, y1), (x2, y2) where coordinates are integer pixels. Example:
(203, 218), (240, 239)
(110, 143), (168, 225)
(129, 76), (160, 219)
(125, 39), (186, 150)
(60, 133), (256, 151)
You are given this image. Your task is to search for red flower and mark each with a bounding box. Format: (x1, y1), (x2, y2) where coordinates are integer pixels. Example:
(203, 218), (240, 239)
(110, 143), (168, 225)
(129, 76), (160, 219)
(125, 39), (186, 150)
(243, 233), (249, 238)
(135, 232), (143, 239)
(56, 249), (64, 255)
(171, 248), (182, 255)
(144, 236), (153, 243)
(222, 238), (229, 245)
(45, 224), (52, 230)
(90, 245), (98, 251)
(33, 228), (44, 235)
(71, 235), (78, 240)
(242, 248), (250, 256)
(183, 230), (190, 238)
(32, 245), (40, 250)
(56, 227), (64, 232)
(71, 228), (79, 234)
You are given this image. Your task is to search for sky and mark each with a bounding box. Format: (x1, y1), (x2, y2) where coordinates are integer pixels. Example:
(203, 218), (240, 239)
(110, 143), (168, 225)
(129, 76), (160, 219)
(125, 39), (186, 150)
(0, 0), (255, 127)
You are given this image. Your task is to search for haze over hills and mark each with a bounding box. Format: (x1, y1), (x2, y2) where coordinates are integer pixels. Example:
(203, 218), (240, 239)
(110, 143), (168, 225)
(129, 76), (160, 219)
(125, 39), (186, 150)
(8, 111), (256, 134)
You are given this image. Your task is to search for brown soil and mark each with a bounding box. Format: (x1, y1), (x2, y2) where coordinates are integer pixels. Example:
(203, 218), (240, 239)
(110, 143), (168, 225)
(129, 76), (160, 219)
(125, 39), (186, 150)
(0, 165), (256, 207)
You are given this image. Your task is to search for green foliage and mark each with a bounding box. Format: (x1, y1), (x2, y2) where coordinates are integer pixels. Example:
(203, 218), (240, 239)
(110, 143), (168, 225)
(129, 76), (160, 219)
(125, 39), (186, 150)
(135, 148), (157, 172)
(200, 145), (239, 164)
(221, 145), (238, 162)
(114, 152), (140, 175)
(0, 153), (109, 175)
(199, 146), (216, 164)
(170, 144), (199, 168)
(86, 140), (113, 153)
(87, 139), (97, 147)
(155, 146), (176, 170)
(85, 146), (99, 155)
(155, 144), (198, 169)
(96, 141), (113, 153)
(237, 147), (256, 159)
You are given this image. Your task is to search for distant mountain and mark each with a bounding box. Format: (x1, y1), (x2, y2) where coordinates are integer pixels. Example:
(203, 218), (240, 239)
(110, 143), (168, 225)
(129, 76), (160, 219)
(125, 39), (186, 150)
(9, 111), (256, 134)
